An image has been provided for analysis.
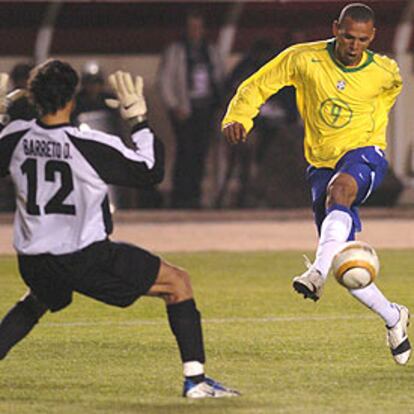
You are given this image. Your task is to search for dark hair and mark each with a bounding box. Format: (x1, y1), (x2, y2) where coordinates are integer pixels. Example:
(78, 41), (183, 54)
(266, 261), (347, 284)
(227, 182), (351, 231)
(28, 59), (79, 116)
(338, 3), (375, 25)
(186, 9), (205, 22)
(10, 63), (34, 85)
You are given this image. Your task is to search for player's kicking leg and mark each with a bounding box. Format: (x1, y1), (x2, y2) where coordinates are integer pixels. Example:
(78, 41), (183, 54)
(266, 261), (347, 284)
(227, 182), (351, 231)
(293, 173), (357, 301)
(292, 162), (411, 364)
(292, 204), (411, 364)
(0, 290), (47, 359)
(147, 261), (240, 398)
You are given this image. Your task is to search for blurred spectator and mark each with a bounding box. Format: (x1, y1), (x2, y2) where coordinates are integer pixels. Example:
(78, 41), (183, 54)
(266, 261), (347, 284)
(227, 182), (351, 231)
(158, 10), (225, 209)
(216, 39), (276, 208)
(72, 63), (128, 209)
(218, 34), (309, 208)
(255, 30), (309, 208)
(8, 62), (37, 121)
(253, 31), (309, 208)
(72, 62), (123, 136)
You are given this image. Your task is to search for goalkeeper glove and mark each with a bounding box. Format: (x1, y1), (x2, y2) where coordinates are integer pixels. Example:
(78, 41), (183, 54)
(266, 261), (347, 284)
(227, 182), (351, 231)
(106, 71), (147, 126)
(0, 73), (26, 124)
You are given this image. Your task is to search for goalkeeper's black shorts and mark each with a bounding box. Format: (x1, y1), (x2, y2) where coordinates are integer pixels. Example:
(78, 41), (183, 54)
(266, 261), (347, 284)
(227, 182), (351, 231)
(18, 239), (161, 312)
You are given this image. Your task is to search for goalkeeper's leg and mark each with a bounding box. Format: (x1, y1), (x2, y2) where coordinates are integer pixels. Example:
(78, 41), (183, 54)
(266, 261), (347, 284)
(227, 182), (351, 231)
(0, 290), (48, 359)
(147, 262), (205, 379)
(146, 261), (239, 398)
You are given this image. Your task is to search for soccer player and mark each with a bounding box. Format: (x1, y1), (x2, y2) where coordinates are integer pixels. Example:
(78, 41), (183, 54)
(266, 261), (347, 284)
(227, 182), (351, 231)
(0, 60), (239, 398)
(222, 3), (411, 364)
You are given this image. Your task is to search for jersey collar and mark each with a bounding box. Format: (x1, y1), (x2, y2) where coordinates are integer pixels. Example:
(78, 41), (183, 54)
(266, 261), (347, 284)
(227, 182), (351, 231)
(326, 39), (374, 73)
(36, 119), (72, 129)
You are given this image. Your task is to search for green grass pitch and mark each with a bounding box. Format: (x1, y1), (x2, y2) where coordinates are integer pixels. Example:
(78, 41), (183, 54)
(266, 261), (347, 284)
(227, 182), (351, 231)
(0, 250), (414, 414)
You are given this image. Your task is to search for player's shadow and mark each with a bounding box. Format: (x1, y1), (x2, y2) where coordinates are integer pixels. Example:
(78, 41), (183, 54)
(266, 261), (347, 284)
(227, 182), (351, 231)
(101, 400), (267, 413)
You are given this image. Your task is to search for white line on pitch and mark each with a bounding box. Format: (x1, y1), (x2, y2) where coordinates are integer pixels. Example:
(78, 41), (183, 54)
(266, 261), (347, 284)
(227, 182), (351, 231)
(43, 314), (376, 327)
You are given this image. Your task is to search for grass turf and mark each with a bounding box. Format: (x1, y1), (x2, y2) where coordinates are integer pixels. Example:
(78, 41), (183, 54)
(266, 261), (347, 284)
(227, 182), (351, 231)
(0, 250), (413, 414)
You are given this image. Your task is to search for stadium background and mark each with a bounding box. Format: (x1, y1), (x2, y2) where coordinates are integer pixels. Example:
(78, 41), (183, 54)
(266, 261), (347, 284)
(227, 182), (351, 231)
(0, 0), (413, 250)
(1, 2), (414, 413)
(1, 0), (414, 210)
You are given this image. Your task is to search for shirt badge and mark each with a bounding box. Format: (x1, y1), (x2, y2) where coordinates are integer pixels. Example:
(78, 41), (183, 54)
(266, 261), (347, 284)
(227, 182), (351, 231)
(336, 80), (346, 91)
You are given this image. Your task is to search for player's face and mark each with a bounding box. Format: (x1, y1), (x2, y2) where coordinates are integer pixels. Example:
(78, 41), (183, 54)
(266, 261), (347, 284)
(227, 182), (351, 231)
(332, 16), (375, 66)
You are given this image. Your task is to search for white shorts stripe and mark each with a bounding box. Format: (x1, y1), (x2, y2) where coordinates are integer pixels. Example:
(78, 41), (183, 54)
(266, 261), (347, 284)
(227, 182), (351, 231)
(361, 171), (376, 204)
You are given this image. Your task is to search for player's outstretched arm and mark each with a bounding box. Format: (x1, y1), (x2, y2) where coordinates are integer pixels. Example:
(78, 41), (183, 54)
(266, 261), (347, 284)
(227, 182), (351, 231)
(222, 121), (247, 144)
(69, 71), (165, 188)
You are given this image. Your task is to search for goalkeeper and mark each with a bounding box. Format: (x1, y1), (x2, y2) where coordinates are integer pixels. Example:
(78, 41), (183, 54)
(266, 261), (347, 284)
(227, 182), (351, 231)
(222, 3), (410, 365)
(0, 59), (239, 398)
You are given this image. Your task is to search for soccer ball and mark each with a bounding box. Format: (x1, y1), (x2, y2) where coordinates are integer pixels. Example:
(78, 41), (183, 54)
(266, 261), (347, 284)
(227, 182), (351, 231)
(331, 241), (379, 289)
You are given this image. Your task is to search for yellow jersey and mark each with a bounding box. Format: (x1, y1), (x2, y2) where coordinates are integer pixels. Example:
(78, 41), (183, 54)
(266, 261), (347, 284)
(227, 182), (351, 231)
(222, 39), (402, 168)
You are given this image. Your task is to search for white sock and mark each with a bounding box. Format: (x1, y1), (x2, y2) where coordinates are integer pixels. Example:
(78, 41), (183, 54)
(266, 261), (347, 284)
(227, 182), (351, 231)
(313, 209), (353, 278)
(348, 283), (400, 327)
(183, 361), (204, 377)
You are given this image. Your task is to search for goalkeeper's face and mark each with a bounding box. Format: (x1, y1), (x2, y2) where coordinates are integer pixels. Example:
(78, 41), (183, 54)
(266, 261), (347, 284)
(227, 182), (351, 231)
(333, 16), (375, 67)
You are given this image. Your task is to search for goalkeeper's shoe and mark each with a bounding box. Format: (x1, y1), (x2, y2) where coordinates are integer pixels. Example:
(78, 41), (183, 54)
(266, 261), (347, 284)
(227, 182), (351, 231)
(387, 304), (411, 365)
(183, 377), (240, 399)
(292, 258), (325, 302)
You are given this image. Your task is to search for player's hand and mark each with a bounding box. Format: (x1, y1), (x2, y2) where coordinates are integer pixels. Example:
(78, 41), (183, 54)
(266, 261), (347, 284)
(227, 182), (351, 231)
(106, 71), (147, 123)
(0, 73), (25, 112)
(0, 73), (26, 123)
(0, 73), (9, 114)
(222, 122), (247, 144)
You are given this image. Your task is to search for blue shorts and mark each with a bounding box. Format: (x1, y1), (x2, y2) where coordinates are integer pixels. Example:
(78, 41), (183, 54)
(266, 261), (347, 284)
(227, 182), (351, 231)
(307, 146), (388, 240)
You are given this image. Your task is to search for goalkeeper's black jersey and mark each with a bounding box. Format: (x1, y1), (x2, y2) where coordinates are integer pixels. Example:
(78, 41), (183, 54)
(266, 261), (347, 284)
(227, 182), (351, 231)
(0, 119), (164, 255)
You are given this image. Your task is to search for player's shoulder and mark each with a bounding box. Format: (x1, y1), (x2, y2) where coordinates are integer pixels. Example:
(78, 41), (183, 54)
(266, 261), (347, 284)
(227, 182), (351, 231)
(371, 51), (400, 74)
(282, 39), (331, 60)
(291, 39), (329, 52)
(0, 118), (35, 140)
(67, 125), (126, 149)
